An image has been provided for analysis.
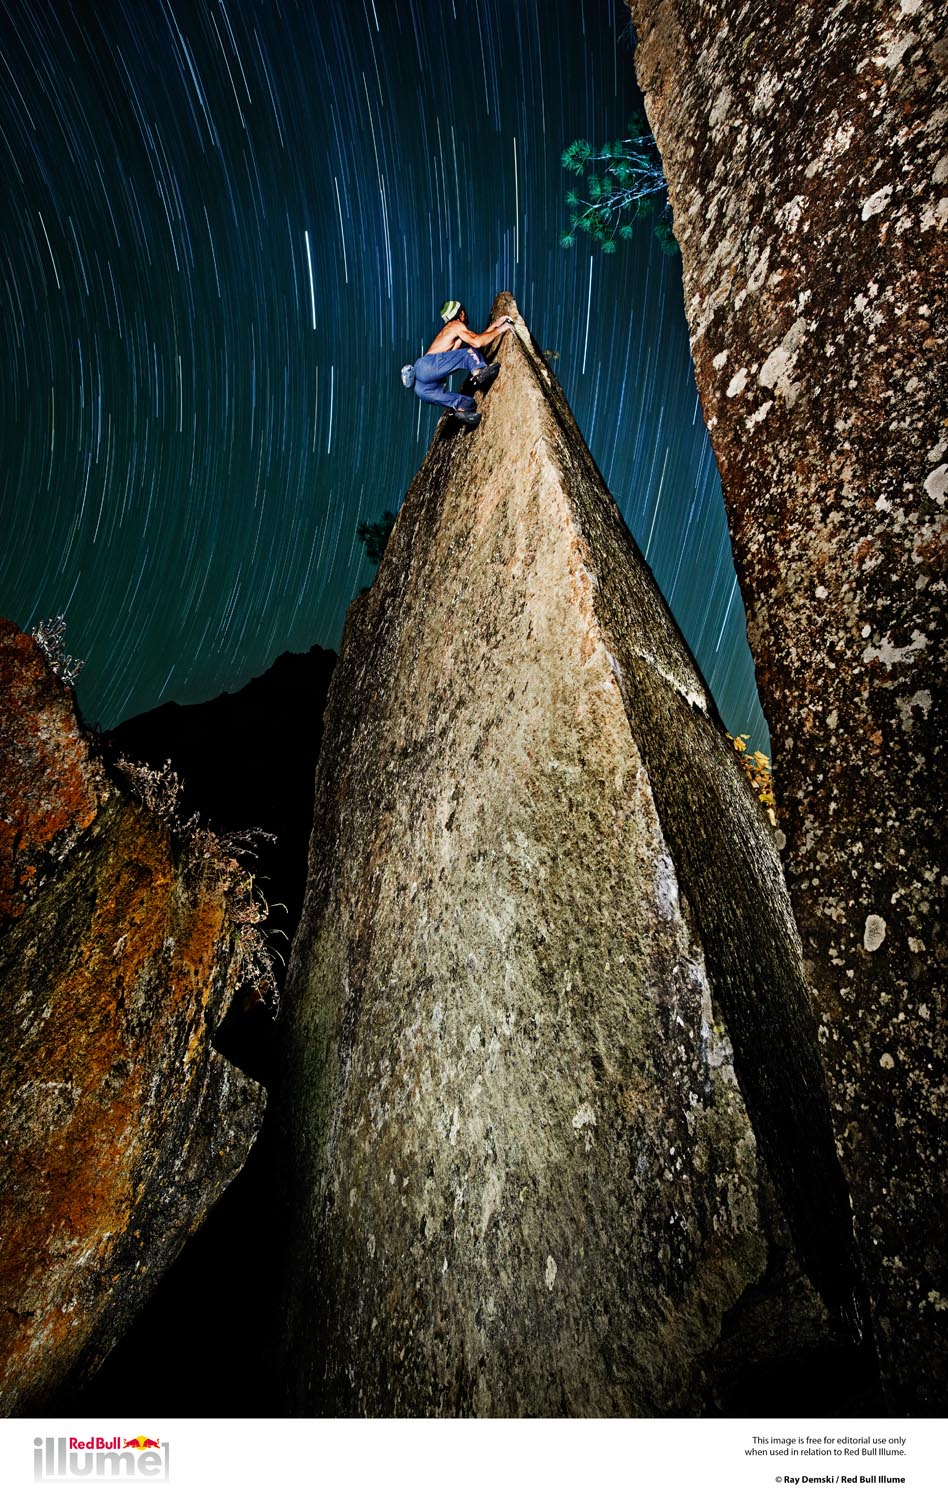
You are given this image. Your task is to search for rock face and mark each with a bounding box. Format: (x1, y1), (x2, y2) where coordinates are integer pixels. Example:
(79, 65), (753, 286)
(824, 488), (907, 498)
(0, 621), (265, 1414)
(628, 0), (946, 1412)
(282, 294), (857, 1416)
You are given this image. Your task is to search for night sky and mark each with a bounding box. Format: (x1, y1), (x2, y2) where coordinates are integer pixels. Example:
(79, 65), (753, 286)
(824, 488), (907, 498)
(0, 0), (768, 748)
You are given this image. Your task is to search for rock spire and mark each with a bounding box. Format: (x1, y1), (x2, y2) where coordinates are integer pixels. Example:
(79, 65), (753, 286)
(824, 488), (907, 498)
(282, 294), (857, 1416)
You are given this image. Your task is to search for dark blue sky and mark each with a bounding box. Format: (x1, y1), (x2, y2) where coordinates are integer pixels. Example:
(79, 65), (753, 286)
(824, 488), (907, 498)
(0, 0), (767, 746)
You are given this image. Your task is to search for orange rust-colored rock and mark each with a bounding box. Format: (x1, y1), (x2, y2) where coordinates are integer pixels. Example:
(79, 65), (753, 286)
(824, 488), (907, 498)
(0, 620), (105, 920)
(0, 622), (265, 1414)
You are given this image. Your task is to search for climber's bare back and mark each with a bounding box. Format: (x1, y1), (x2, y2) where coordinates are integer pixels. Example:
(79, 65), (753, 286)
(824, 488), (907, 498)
(426, 310), (508, 356)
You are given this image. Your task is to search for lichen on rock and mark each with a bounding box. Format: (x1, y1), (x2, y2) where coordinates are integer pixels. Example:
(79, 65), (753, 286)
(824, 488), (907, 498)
(628, 0), (946, 1412)
(0, 620), (265, 1414)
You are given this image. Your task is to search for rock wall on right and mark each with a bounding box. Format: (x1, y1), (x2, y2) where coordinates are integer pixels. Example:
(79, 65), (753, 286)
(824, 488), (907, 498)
(627, 0), (946, 1412)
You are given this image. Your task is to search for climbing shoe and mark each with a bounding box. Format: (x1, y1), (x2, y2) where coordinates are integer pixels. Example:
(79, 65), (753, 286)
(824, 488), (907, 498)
(452, 408), (481, 429)
(470, 362), (500, 392)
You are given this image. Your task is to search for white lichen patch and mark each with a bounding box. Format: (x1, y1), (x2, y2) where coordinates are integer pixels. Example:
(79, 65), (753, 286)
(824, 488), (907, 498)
(879, 1052), (895, 1070)
(758, 319), (808, 405)
(709, 86), (733, 133)
(918, 197), (948, 232)
(852, 289), (887, 331)
(804, 123), (855, 180)
(745, 400), (772, 430)
(712, 349), (728, 370)
(864, 914), (887, 952)
(745, 243), (771, 295)
(923, 465), (946, 500)
(933, 155), (948, 186)
(898, 690), (933, 730)
(545, 1254), (557, 1291)
(876, 29), (918, 69)
(572, 1103), (596, 1131)
(752, 70), (780, 116)
(862, 630), (929, 668)
(726, 368), (748, 397)
(862, 184), (894, 221)
(832, 122), (855, 154)
(776, 195), (806, 234)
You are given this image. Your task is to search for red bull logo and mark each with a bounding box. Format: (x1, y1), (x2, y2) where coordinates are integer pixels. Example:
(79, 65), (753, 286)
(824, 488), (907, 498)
(34, 1436), (169, 1481)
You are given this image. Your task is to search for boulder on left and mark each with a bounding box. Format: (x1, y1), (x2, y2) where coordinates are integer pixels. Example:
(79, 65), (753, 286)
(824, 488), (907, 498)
(0, 619), (265, 1414)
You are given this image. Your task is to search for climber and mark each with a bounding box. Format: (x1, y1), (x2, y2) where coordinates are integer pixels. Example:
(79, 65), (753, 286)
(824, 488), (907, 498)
(401, 301), (513, 429)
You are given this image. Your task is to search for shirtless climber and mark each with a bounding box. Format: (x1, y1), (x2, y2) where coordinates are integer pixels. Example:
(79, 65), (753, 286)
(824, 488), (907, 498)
(402, 300), (513, 429)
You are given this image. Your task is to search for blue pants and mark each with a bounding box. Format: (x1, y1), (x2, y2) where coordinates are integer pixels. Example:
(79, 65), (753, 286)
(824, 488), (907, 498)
(412, 348), (486, 412)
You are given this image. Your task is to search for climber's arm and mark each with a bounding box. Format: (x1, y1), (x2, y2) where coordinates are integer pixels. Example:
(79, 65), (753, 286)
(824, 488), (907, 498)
(451, 316), (513, 349)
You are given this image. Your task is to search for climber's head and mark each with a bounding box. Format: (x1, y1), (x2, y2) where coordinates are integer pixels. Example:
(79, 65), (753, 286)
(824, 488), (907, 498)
(439, 299), (464, 324)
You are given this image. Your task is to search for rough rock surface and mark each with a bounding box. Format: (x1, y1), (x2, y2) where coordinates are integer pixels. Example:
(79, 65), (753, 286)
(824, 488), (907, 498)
(0, 620), (265, 1414)
(282, 294), (857, 1416)
(628, 0), (946, 1411)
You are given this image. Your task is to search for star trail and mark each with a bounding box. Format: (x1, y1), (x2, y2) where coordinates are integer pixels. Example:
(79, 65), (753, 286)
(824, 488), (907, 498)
(0, 0), (768, 746)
